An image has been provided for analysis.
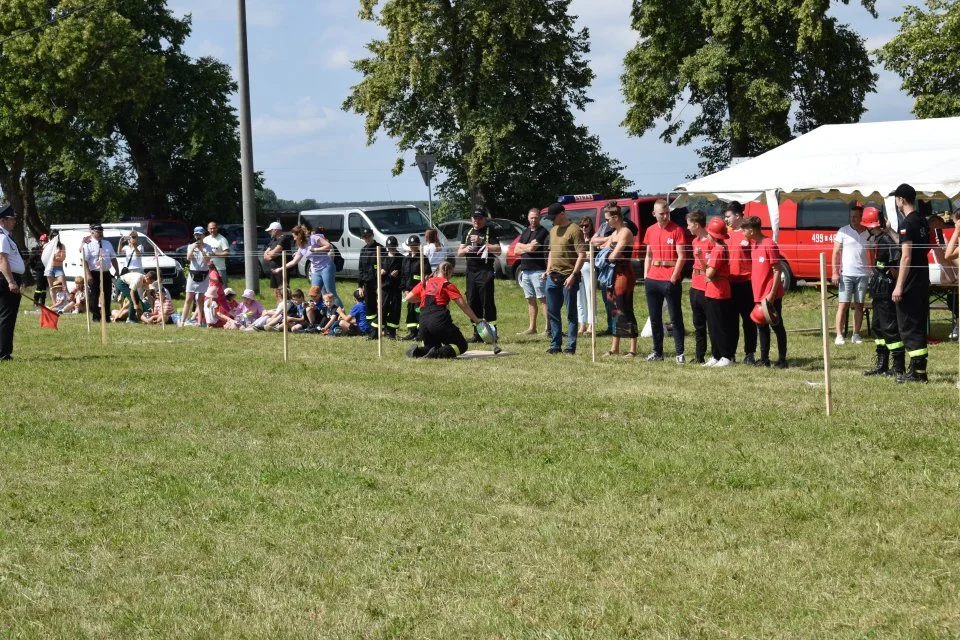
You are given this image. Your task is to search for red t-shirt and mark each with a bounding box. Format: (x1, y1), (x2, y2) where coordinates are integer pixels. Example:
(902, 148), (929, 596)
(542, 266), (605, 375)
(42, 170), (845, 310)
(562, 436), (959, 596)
(642, 221), (686, 281)
(410, 277), (463, 308)
(727, 228), (753, 281)
(705, 243), (731, 299)
(751, 237), (785, 302)
(690, 236), (714, 292)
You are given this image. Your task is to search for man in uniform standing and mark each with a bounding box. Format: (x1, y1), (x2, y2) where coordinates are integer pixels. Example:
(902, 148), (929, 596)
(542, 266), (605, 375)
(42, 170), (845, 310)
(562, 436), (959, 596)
(82, 223), (120, 323)
(358, 228), (382, 339)
(457, 206), (500, 342)
(0, 205), (25, 361)
(542, 202), (586, 355)
(861, 207), (905, 377)
(891, 183), (930, 383)
(642, 198), (687, 363)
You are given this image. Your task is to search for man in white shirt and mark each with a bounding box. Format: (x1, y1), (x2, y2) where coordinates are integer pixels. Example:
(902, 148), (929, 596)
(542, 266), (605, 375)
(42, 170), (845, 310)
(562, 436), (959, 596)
(204, 221), (230, 284)
(831, 202), (870, 344)
(81, 223), (121, 322)
(0, 204), (26, 360)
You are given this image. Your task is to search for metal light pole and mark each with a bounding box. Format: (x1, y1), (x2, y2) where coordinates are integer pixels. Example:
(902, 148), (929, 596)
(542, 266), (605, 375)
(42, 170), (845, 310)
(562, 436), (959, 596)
(237, 0), (259, 293)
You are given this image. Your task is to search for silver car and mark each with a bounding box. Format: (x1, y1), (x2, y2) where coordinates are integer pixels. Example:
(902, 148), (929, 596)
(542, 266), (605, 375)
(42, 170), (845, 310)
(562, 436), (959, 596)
(437, 217), (524, 278)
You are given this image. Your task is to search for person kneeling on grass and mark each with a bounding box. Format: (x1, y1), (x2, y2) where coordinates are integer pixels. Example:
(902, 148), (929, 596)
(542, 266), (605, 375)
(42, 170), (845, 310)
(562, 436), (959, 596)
(404, 261), (482, 359)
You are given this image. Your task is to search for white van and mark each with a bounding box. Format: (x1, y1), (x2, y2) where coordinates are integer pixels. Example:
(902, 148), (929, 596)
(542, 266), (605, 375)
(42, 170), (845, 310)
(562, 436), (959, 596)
(297, 205), (441, 278)
(50, 223), (186, 297)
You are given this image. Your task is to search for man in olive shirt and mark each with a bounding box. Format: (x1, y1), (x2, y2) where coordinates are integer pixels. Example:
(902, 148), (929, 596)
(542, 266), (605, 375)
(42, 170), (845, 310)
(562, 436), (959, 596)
(542, 202), (586, 354)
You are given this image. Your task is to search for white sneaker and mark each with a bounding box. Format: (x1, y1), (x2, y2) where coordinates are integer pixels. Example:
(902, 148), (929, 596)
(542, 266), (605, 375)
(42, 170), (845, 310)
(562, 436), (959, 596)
(851, 333), (862, 344)
(834, 335), (845, 346)
(714, 357), (733, 367)
(676, 354), (686, 365)
(702, 357), (719, 367)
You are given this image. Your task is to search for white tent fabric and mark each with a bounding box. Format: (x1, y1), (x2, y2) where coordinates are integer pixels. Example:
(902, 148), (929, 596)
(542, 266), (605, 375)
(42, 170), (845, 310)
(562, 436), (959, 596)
(671, 116), (960, 206)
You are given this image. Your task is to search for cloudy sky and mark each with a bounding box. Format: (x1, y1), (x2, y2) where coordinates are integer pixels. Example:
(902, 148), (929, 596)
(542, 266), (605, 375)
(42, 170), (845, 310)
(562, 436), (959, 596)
(171, 0), (915, 205)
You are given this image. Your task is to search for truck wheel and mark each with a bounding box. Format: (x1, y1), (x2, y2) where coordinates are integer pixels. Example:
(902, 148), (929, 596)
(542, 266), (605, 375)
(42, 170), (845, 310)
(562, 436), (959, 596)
(780, 261), (794, 291)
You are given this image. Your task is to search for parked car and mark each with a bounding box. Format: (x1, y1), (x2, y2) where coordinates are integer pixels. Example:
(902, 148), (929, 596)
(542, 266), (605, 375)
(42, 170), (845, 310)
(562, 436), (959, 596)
(219, 224), (270, 275)
(437, 217), (524, 277)
(116, 217), (192, 253)
(49, 223), (186, 298)
(297, 205), (440, 278)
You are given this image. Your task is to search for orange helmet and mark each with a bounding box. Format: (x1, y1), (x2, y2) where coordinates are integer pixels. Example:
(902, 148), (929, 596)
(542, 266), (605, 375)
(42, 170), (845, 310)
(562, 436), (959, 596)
(706, 216), (728, 239)
(750, 303), (768, 326)
(862, 206), (881, 228)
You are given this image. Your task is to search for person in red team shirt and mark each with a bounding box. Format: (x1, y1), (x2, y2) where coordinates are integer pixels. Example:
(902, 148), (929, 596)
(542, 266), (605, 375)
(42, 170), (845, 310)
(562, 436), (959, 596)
(741, 216), (787, 368)
(723, 201), (758, 363)
(702, 217), (735, 367)
(642, 199), (687, 363)
(404, 261), (482, 358)
(686, 210), (713, 364)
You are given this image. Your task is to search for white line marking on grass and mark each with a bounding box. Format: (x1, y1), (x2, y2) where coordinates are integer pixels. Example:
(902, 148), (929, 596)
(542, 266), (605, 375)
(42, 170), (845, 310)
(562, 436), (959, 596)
(111, 338), (202, 345)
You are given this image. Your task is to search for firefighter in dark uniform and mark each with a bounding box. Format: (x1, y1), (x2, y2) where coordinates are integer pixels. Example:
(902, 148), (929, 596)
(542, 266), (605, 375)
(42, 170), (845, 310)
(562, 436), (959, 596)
(357, 228), (383, 339)
(0, 204), (25, 361)
(861, 207), (905, 377)
(404, 261), (481, 358)
(381, 236), (404, 339)
(400, 235), (428, 340)
(456, 206), (500, 342)
(890, 183), (930, 383)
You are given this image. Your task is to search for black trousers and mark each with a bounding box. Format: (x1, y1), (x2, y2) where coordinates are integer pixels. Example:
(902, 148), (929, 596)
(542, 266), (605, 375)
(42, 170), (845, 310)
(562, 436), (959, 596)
(704, 296), (735, 360)
(758, 298), (787, 361)
(688, 288), (709, 362)
(466, 270), (497, 324)
(421, 313), (468, 356)
(360, 278), (378, 327)
(404, 300), (421, 333)
(730, 279), (757, 356)
(87, 271), (113, 322)
(896, 284), (929, 354)
(0, 274), (22, 360)
(872, 297), (901, 347)
(383, 286), (401, 331)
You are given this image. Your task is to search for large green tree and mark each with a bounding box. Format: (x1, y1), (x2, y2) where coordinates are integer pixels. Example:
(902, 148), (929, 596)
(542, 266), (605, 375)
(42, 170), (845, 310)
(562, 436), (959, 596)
(877, 0), (960, 119)
(344, 0), (630, 217)
(621, 0), (878, 176)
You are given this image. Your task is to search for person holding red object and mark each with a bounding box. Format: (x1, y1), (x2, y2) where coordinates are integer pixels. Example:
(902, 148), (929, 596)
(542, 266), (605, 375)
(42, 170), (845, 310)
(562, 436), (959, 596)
(742, 216), (787, 368)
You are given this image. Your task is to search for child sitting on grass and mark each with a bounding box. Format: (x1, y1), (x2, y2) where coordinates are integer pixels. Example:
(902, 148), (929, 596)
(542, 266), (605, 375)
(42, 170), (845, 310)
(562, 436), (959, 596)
(334, 288), (371, 336)
(318, 292), (340, 335)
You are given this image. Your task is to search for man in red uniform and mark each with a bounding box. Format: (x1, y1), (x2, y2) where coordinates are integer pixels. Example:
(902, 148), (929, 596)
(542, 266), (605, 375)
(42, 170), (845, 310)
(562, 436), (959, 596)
(686, 210), (713, 364)
(703, 217), (735, 367)
(723, 201), (757, 363)
(741, 216), (787, 368)
(642, 199), (687, 363)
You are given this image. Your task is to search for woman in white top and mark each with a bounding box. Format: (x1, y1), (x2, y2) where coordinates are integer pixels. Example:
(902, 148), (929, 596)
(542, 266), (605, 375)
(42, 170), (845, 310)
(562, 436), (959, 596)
(422, 228), (447, 273)
(122, 231), (144, 272)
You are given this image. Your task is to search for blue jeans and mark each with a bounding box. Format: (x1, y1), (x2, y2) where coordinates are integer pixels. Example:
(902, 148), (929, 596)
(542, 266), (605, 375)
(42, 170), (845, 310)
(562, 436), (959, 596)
(311, 262), (342, 307)
(644, 278), (685, 355)
(545, 274), (579, 351)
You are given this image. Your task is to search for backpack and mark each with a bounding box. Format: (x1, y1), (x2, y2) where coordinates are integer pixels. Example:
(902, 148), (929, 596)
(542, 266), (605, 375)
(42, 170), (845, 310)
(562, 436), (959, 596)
(332, 245), (345, 272)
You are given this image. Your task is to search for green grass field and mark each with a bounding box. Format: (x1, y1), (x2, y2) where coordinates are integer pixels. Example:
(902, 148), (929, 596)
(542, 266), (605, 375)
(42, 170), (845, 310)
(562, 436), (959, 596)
(2, 277), (959, 638)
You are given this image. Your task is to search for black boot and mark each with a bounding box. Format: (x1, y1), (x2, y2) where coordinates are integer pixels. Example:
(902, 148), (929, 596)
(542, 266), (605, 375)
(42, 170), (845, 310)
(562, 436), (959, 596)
(896, 356), (928, 383)
(885, 349), (905, 377)
(405, 344), (428, 358)
(401, 330), (418, 341)
(436, 345), (457, 358)
(862, 346), (889, 376)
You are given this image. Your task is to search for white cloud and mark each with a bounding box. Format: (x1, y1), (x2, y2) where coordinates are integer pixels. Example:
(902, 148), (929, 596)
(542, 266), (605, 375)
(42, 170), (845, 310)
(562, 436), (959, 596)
(190, 39), (226, 60)
(247, 3), (282, 28)
(254, 98), (341, 137)
(322, 48), (352, 70)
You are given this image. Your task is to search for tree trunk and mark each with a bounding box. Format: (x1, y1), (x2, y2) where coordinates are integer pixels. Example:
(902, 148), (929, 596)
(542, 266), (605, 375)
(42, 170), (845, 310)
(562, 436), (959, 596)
(21, 169), (46, 240)
(0, 154), (28, 247)
(118, 124), (171, 217)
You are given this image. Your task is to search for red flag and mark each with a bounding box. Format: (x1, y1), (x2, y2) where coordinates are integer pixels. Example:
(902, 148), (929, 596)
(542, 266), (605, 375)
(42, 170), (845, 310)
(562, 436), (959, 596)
(39, 305), (59, 330)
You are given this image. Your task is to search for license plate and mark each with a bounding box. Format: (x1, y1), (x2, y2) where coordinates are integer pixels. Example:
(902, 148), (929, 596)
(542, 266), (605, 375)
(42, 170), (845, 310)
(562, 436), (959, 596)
(162, 278), (173, 284)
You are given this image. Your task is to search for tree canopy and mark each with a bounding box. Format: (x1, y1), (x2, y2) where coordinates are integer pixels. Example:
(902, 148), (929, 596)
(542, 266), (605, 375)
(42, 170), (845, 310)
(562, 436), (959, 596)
(0, 0), (243, 240)
(621, 0), (878, 176)
(877, 0), (960, 119)
(343, 0), (630, 218)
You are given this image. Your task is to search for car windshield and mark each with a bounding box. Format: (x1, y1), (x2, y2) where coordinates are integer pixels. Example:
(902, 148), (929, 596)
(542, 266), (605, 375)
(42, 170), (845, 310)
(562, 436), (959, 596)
(365, 208), (431, 234)
(490, 219), (522, 241)
(151, 221), (189, 239)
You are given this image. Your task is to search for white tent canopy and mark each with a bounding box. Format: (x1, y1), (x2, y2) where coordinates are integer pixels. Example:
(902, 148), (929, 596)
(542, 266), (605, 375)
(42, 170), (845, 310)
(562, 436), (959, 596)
(671, 116), (960, 208)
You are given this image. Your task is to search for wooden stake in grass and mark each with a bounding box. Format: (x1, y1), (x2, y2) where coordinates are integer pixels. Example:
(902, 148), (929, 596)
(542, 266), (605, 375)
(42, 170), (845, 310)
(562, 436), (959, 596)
(98, 248), (107, 345)
(819, 253), (833, 416)
(376, 246), (383, 359)
(590, 243), (596, 364)
(154, 246), (164, 331)
(281, 250), (288, 363)
(81, 245), (91, 334)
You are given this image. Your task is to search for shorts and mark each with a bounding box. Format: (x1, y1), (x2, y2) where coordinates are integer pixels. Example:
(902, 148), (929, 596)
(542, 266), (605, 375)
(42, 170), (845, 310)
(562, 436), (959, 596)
(44, 265), (64, 278)
(838, 274), (868, 303)
(519, 269), (545, 299)
(186, 274), (210, 294)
